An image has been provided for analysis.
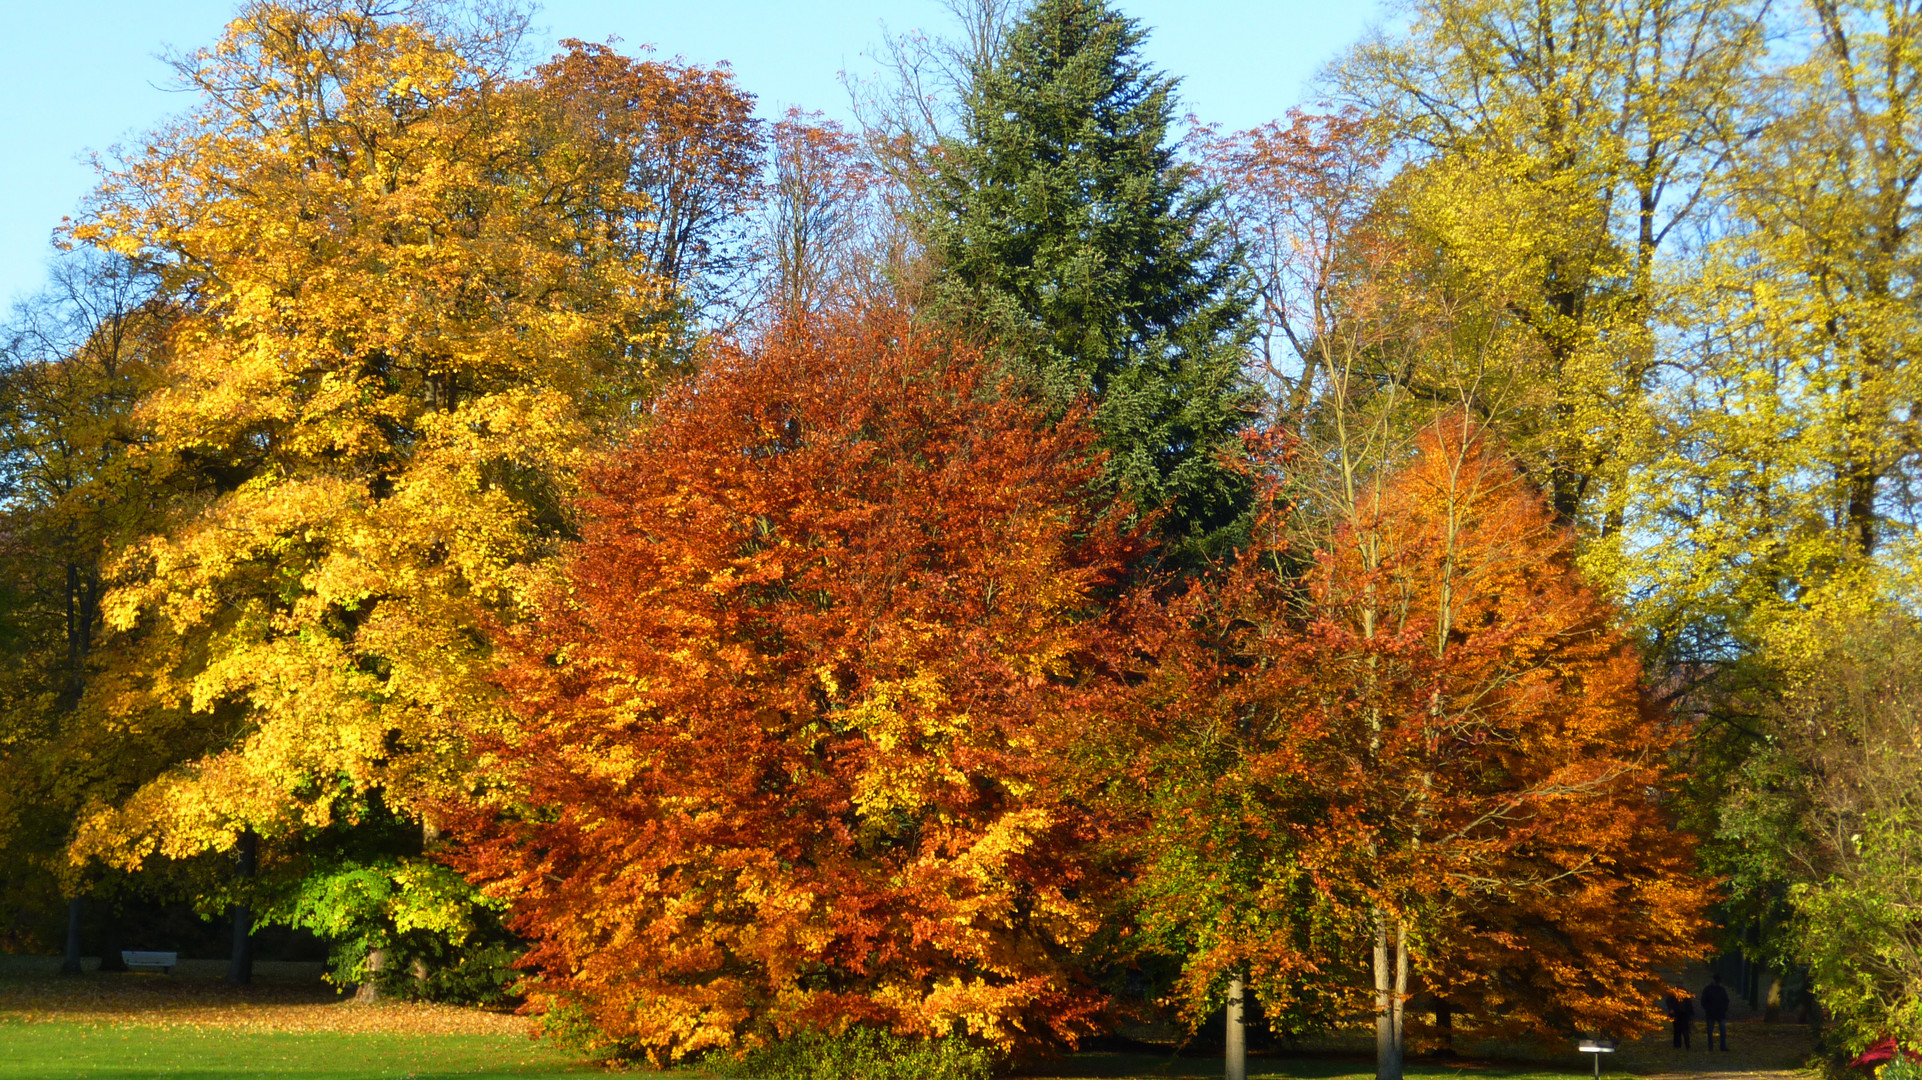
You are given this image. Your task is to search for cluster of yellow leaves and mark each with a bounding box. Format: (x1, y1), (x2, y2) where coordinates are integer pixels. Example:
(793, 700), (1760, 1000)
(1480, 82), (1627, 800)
(63, 1), (679, 868)
(1626, 0), (1922, 647)
(1334, 0), (1761, 536)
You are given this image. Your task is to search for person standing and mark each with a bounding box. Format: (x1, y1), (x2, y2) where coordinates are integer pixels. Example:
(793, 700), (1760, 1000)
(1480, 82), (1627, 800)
(1663, 988), (1695, 1049)
(1701, 973), (1731, 1050)
(1668, 983), (1699, 1045)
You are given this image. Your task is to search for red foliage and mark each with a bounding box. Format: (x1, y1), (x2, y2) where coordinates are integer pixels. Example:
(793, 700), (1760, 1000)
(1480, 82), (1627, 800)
(452, 305), (1144, 1062)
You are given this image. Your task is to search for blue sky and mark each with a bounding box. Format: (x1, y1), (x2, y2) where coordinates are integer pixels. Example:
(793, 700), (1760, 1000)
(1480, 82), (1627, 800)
(0, 0), (1382, 308)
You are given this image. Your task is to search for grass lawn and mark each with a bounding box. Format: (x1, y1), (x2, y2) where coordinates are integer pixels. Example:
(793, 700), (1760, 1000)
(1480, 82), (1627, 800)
(0, 1022), (595, 1080)
(0, 956), (1817, 1080)
(0, 956), (605, 1080)
(1016, 1052), (1575, 1079)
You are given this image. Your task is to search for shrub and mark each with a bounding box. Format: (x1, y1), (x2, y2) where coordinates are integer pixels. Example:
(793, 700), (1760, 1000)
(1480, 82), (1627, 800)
(711, 1028), (995, 1080)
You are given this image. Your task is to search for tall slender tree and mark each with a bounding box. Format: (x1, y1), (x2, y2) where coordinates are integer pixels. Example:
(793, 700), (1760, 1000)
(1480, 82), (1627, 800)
(926, 0), (1254, 562)
(1127, 420), (1712, 1080)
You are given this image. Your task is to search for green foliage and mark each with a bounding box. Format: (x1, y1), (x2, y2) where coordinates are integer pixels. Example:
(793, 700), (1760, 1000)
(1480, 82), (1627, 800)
(268, 855), (517, 1005)
(533, 997), (631, 1065)
(711, 1028), (995, 1080)
(1728, 603), (1922, 1052)
(1793, 824), (1922, 1054)
(927, 0), (1253, 561)
(1881, 1057), (1922, 1080)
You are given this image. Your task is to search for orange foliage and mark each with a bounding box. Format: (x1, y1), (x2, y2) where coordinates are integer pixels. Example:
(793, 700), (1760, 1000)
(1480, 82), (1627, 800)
(534, 39), (762, 295)
(1309, 418), (1713, 1039)
(1141, 418), (1711, 1041)
(452, 305), (1144, 1063)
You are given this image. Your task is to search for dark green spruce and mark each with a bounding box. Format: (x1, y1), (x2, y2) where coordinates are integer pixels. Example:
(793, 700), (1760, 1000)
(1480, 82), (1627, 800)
(927, 0), (1254, 565)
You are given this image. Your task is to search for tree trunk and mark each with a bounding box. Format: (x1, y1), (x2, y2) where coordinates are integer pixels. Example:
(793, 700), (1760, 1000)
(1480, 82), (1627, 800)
(1435, 997), (1454, 1054)
(1375, 911), (1403, 1080)
(226, 830), (256, 985)
(97, 908), (127, 973)
(356, 948), (389, 1002)
(1226, 972), (1247, 1080)
(1393, 921), (1410, 1066)
(59, 897), (84, 976)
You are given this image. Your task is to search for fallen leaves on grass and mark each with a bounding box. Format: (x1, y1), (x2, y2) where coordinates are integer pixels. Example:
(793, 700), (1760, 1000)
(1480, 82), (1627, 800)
(0, 972), (531, 1036)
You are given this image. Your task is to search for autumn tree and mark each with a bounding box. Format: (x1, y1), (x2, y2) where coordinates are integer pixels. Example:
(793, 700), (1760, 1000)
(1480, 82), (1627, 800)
(533, 38), (762, 337)
(757, 111), (877, 327)
(1188, 110), (1392, 424)
(1722, 605), (1922, 1052)
(1131, 420), (1711, 1080)
(1603, 0), (1922, 1021)
(1636, 0), (1922, 648)
(1333, 0), (1763, 536)
(0, 253), (170, 967)
(52, 0), (751, 982)
(926, 0), (1254, 561)
(456, 303), (1142, 1065)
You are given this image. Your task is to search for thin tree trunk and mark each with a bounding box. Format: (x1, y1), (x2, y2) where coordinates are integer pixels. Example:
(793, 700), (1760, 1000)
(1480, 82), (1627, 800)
(1375, 911), (1400, 1080)
(1393, 921), (1410, 1072)
(226, 830), (256, 985)
(61, 568), (101, 975)
(59, 897), (84, 976)
(1226, 972), (1247, 1080)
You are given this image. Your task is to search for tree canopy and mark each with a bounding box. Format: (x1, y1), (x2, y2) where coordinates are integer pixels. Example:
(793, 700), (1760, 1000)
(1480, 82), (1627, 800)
(927, 0), (1254, 562)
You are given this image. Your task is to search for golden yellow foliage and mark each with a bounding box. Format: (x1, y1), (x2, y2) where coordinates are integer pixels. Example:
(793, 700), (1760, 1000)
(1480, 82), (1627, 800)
(1336, 0), (1762, 536)
(1628, 0), (1922, 648)
(63, 1), (695, 868)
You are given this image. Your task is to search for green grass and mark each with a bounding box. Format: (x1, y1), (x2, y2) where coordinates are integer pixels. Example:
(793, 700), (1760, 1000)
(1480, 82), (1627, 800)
(0, 955), (1816, 1080)
(0, 1023), (1818, 1080)
(0, 1022), (605, 1080)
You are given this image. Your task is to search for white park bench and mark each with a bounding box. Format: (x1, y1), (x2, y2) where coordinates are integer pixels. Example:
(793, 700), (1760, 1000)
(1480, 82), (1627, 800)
(120, 951), (178, 974)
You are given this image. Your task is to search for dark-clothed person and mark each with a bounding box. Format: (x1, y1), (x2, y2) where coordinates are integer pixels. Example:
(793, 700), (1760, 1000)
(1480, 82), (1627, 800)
(1701, 974), (1731, 1050)
(1663, 990), (1695, 1049)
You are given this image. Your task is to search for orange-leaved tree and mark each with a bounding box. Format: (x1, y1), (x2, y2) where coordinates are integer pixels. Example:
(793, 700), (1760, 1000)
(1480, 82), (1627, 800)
(1134, 418), (1710, 1076)
(454, 303), (1144, 1063)
(1303, 418), (1710, 1067)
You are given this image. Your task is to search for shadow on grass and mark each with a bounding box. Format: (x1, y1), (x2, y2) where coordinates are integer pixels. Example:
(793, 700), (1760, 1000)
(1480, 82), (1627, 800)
(1015, 1021), (1819, 1080)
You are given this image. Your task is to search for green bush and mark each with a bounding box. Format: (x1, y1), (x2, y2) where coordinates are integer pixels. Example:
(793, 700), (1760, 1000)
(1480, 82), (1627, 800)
(270, 855), (524, 1006)
(710, 1028), (994, 1080)
(1881, 1056), (1922, 1080)
(536, 998), (631, 1065)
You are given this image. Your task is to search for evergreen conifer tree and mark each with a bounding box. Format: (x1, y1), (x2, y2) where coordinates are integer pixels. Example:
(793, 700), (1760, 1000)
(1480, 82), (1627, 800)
(928, 0), (1253, 561)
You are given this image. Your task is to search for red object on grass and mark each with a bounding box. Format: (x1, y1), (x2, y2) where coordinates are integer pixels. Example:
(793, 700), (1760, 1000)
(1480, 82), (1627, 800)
(1850, 1037), (1919, 1069)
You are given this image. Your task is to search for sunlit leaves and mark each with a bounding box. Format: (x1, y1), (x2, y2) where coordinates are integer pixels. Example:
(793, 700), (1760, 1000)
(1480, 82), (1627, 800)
(62, 1), (749, 869)
(457, 304), (1140, 1063)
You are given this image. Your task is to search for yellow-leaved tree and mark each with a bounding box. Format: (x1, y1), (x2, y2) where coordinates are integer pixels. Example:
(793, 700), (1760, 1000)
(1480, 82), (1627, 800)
(1635, 0), (1922, 647)
(61, 0), (756, 920)
(1333, 0), (1763, 543)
